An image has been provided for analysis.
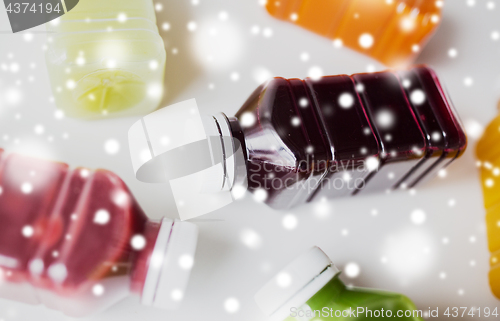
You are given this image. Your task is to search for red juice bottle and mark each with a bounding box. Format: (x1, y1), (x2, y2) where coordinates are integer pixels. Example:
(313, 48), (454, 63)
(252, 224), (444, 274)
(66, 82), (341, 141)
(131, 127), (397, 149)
(0, 151), (198, 316)
(224, 66), (465, 209)
(127, 66), (466, 213)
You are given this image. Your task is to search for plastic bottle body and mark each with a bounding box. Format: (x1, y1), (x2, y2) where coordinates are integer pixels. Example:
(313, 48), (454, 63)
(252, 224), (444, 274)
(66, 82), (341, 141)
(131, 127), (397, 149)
(288, 274), (423, 321)
(233, 66), (466, 209)
(476, 113), (500, 299)
(45, 0), (166, 119)
(265, 0), (442, 67)
(0, 151), (196, 316)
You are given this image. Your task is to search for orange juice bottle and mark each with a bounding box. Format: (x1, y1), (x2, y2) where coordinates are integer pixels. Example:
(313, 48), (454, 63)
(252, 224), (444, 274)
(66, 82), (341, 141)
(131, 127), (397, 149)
(265, 0), (442, 67)
(476, 108), (500, 299)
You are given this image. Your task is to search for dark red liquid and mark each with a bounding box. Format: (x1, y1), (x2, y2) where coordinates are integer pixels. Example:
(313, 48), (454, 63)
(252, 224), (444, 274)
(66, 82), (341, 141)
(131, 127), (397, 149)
(305, 75), (379, 200)
(234, 66), (466, 209)
(395, 66), (467, 187)
(0, 151), (157, 296)
(236, 79), (330, 209)
(352, 70), (426, 195)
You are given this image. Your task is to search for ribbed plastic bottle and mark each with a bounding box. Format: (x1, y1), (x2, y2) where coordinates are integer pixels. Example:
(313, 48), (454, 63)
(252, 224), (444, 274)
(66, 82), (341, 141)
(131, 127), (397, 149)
(266, 0), (443, 67)
(476, 107), (500, 300)
(0, 150), (198, 316)
(151, 65), (465, 210)
(255, 247), (423, 321)
(45, 0), (166, 119)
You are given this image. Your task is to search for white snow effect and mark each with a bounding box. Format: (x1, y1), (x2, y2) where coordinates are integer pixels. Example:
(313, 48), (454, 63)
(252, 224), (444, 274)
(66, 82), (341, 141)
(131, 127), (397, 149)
(240, 112), (256, 127)
(338, 93), (354, 108)
(130, 234), (147, 250)
(410, 89), (426, 105)
(344, 262), (361, 278)
(410, 209), (426, 225)
(375, 110), (394, 129)
(21, 182), (33, 194)
(276, 272), (292, 288)
(92, 284), (105, 296)
(282, 214), (298, 230)
(104, 139), (120, 155)
(93, 209), (111, 225)
(240, 229), (262, 249)
(308, 66), (323, 81)
(171, 289), (184, 301)
(224, 297), (240, 313)
(358, 33), (374, 48)
(179, 254), (194, 270)
(22, 225), (34, 237)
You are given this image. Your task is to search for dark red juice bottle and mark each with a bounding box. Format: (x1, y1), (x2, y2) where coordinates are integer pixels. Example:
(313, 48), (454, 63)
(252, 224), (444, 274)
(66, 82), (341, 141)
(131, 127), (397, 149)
(0, 151), (198, 316)
(220, 66), (466, 209)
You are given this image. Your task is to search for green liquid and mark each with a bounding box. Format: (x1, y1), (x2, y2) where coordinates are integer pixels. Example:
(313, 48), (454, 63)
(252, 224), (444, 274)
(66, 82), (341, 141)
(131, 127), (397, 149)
(45, 0), (166, 119)
(285, 274), (423, 321)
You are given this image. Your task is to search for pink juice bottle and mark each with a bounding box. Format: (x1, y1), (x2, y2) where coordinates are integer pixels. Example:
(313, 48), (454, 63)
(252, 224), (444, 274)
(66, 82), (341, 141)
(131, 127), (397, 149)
(0, 150), (198, 317)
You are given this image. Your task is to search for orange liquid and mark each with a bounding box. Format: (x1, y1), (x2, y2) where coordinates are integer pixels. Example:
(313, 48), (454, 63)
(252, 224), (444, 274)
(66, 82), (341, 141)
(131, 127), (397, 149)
(265, 0), (442, 67)
(476, 112), (500, 299)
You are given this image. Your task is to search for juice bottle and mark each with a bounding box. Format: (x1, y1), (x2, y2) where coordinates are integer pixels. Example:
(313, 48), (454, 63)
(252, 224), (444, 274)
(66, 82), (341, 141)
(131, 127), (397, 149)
(45, 0), (166, 119)
(129, 66), (466, 215)
(255, 246), (423, 321)
(265, 0), (442, 67)
(476, 110), (500, 299)
(0, 150), (198, 316)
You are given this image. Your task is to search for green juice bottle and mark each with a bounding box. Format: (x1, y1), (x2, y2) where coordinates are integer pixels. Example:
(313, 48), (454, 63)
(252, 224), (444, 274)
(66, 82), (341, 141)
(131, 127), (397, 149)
(255, 247), (423, 321)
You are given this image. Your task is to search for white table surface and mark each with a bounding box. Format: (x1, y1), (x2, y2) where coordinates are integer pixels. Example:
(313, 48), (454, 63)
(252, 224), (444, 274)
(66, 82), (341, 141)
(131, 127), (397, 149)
(0, 0), (499, 320)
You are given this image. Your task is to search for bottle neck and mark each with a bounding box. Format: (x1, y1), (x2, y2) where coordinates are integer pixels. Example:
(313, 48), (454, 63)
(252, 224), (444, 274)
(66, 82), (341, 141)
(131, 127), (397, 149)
(226, 116), (248, 161)
(130, 220), (161, 295)
(209, 113), (248, 192)
(308, 273), (346, 304)
(291, 273), (346, 320)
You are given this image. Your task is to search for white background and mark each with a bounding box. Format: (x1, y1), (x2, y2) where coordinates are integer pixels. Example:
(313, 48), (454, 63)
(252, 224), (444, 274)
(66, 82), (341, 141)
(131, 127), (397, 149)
(0, 0), (500, 320)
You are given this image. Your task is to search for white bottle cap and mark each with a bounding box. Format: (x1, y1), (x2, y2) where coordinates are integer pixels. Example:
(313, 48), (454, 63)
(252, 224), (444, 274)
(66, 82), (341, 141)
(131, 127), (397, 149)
(141, 218), (198, 309)
(128, 99), (247, 220)
(254, 247), (340, 321)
